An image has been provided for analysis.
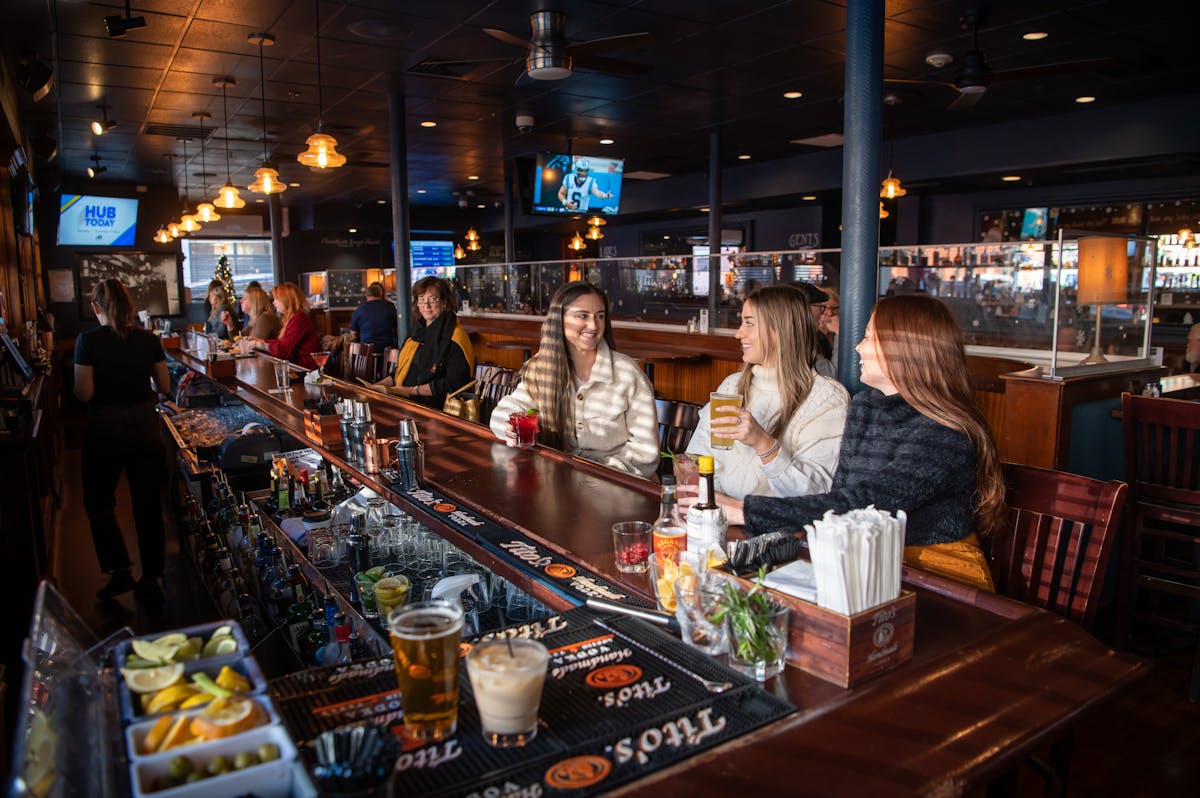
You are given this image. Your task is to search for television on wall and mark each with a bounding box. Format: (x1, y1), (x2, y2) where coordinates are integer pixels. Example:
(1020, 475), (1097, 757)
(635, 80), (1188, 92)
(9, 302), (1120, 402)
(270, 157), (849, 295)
(57, 194), (139, 246)
(410, 240), (456, 280)
(532, 152), (624, 216)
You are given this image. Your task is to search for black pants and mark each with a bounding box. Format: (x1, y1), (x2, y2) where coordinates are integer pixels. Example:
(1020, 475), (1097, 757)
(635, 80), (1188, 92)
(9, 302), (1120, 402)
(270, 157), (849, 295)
(82, 402), (167, 579)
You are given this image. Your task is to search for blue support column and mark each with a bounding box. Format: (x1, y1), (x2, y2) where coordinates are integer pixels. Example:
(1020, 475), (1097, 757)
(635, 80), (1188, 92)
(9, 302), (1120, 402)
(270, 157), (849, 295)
(388, 84), (411, 335)
(838, 0), (884, 392)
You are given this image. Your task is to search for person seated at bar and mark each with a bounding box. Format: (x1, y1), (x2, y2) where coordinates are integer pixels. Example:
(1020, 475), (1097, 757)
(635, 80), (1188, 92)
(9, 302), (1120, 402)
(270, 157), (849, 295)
(205, 279), (240, 340)
(490, 281), (659, 478)
(818, 286), (840, 373)
(374, 276), (474, 409)
(687, 285), (849, 500)
(229, 284), (280, 340)
(684, 294), (1004, 591)
(791, 281), (836, 378)
(244, 282), (319, 369)
(350, 281), (398, 350)
(1185, 322), (1200, 373)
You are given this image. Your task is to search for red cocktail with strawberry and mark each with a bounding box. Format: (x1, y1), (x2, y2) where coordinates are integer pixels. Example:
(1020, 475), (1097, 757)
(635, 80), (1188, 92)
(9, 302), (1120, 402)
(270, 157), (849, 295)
(509, 409), (539, 449)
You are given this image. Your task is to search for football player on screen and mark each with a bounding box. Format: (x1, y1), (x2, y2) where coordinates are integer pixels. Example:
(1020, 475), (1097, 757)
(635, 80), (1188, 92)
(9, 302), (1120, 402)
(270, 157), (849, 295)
(557, 158), (612, 211)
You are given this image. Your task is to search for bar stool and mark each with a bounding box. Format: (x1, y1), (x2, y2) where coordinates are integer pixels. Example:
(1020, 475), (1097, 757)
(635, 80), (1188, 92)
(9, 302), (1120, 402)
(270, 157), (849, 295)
(1119, 392), (1200, 702)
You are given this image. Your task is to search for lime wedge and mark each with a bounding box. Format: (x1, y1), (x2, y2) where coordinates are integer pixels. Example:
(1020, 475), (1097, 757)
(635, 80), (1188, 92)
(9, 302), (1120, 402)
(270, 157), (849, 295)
(152, 633), (189, 648)
(364, 566), (386, 581)
(210, 625), (234, 639)
(131, 639), (179, 664)
(201, 634), (238, 658)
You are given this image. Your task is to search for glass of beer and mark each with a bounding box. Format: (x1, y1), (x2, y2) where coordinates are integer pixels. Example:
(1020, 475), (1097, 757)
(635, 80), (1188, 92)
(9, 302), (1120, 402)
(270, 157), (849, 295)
(709, 392), (744, 450)
(388, 599), (465, 742)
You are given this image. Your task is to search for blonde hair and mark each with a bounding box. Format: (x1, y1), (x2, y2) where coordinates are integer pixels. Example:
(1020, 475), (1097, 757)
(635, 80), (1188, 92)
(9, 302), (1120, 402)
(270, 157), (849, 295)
(521, 282), (615, 450)
(242, 284), (272, 318)
(271, 282), (308, 323)
(872, 294), (1004, 538)
(735, 285), (818, 439)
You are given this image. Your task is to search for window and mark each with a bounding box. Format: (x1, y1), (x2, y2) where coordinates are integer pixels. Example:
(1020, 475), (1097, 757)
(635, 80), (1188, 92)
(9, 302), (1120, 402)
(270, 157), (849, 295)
(180, 239), (274, 295)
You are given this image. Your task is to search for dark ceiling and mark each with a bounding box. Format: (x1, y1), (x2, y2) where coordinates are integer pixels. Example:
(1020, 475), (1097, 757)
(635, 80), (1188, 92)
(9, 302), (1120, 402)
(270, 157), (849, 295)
(7, 0), (1200, 210)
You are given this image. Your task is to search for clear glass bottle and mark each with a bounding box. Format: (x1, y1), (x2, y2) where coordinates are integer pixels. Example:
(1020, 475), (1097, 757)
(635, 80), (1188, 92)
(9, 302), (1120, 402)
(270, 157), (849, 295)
(651, 475), (687, 554)
(686, 455), (727, 556)
(317, 613), (352, 666)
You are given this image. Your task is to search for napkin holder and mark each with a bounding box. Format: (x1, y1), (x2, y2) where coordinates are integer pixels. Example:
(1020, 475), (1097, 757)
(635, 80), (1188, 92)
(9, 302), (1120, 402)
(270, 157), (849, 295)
(303, 409), (342, 449)
(727, 570), (915, 688)
(204, 352), (236, 378)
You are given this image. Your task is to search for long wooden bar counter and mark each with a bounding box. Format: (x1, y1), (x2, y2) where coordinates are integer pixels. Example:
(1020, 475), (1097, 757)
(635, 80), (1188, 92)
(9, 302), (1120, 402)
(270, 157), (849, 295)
(174, 339), (1147, 796)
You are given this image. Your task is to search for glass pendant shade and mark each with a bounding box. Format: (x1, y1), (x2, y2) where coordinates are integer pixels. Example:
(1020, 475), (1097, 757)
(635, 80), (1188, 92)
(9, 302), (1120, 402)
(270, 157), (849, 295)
(249, 165), (287, 195)
(585, 224), (603, 240)
(155, 226), (171, 243)
(568, 231), (586, 251)
(297, 131), (347, 169)
(195, 202), (221, 223)
(454, 244), (466, 260)
(466, 239), (481, 252)
(879, 202), (890, 220)
(214, 181), (246, 209)
(465, 227), (479, 242)
(880, 170), (907, 199)
(180, 214), (201, 233)
(586, 215), (606, 227)
(168, 221), (181, 238)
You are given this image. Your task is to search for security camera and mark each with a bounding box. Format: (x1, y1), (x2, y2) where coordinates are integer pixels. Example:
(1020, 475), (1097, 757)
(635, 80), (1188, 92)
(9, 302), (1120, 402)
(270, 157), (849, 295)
(105, 13), (146, 37)
(515, 113), (534, 134)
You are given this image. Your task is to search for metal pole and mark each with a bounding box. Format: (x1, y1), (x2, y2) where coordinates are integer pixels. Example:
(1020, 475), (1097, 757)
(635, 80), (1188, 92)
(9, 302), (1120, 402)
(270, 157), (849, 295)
(707, 130), (722, 322)
(838, 0), (884, 392)
(268, 194), (284, 284)
(388, 84), (412, 336)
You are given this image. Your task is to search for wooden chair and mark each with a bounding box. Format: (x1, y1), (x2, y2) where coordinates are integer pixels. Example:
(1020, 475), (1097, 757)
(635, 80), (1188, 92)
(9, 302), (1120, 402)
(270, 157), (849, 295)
(381, 346), (400, 383)
(479, 367), (520, 425)
(1119, 393), (1200, 702)
(991, 463), (1127, 632)
(346, 342), (375, 382)
(656, 399), (702, 455)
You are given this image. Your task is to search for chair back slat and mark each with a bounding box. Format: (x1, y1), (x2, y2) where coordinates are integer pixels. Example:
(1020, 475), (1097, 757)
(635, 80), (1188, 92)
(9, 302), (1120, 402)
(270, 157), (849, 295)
(479, 367), (520, 425)
(655, 399), (702, 454)
(992, 463), (1127, 629)
(1122, 393), (1200, 506)
(347, 342), (376, 381)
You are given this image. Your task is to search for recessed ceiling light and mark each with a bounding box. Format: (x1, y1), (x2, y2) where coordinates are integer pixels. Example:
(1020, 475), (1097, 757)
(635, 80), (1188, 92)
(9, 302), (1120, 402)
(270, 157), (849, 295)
(348, 227), (357, 233)
(662, 235), (670, 240)
(700, 207), (709, 212)
(477, 203), (486, 209)
(737, 154), (751, 160)
(1022, 31), (1049, 41)
(467, 175), (479, 180)
(783, 91), (803, 99)
(416, 188), (426, 193)
(802, 195), (817, 201)
(376, 199), (386, 204)
(1075, 95), (1096, 104)
(288, 182), (300, 187)
(1001, 175), (1022, 182)
(419, 120), (437, 128)
(255, 198), (264, 203)
(599, 138), (614, 145)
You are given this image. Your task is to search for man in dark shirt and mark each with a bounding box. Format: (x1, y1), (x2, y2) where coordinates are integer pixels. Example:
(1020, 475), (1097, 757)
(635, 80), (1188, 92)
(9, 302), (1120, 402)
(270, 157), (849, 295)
(349, 282), (397, 350)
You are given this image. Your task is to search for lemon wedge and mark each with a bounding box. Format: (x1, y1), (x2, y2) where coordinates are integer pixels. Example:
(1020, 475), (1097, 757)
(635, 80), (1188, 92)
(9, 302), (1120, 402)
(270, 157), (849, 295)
(122, 663), (184, 694)
(152, 633), (189, 648)
(131, 639), (179, 664)
(201, 634), (237, 659)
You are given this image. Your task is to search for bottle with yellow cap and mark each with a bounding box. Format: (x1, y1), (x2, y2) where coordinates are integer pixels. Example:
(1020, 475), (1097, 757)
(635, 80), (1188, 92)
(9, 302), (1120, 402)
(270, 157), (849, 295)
(686, 455), (727, 555)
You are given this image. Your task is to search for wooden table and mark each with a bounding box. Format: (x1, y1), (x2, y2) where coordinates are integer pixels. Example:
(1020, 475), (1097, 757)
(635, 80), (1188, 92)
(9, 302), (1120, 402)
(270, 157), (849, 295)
(174, 340), (1148, 796)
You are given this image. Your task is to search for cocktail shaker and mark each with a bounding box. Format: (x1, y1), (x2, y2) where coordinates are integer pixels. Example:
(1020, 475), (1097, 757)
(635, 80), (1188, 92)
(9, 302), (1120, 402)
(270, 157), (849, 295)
(395, 418), (424, 491)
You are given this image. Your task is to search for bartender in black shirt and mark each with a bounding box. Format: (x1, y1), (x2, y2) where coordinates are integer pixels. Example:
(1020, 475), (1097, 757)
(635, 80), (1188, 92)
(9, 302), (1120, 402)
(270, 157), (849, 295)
(74, 279), (171, 603)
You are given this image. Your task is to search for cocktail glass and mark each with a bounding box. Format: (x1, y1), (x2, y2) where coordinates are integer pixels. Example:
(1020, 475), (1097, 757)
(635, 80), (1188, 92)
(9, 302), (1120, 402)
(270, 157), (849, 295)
(672, 453), (700, 489)
(466, 638), (549, 748)
(389, 600), (465, 742)
(312, 350), (331, 382)
(648, 550), (704, 613)
(509, 411), (539, 448)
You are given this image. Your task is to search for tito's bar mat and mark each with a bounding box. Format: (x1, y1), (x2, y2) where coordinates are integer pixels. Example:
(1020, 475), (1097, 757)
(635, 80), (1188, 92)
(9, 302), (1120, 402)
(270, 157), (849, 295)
(391, 480), (656, 610)
(270, 607), (796, 798)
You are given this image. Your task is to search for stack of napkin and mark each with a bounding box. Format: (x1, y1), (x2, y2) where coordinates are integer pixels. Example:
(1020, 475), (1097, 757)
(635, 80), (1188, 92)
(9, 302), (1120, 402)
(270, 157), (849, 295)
(805, 506), (905, 615)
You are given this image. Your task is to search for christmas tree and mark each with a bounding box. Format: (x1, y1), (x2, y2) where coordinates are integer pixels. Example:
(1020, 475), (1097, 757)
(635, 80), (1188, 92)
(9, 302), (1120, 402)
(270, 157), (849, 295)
(214, 254), (236, 304)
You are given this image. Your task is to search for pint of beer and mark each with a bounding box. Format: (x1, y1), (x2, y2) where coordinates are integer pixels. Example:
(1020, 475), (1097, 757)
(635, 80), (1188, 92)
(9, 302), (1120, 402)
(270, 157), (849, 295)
(389, 599), (465, 742)
(709, 393), (744, 450)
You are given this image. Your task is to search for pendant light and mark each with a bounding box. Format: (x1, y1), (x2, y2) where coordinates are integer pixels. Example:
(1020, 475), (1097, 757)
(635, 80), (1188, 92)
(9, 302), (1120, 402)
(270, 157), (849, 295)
(212, 77), (246, 209)
(585, 223), (603, 241)
(466, 238), (481, 252)
(465, 227), (479, 242)
(247, 33), (286, 195)
(880, 170), (906, 199)
(568, 231), (586, 251)
(454, 243), (466, 260)
(879, 201), (889, 220)
(585, 215), (606, 228)
(296, 0), (347, 169)
(178, 139), (202, 233)
(192, 111), (221, 223)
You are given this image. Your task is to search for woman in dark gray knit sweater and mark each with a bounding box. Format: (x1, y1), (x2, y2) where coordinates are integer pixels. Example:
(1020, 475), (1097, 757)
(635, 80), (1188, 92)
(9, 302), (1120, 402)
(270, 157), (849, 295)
(687, 295), (1004, 590)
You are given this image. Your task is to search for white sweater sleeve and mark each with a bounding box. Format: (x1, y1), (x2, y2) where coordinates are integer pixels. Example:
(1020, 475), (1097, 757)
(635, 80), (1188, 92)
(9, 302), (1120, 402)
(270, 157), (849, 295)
(760, 378), (849, 497)
(600, 365), (661, 478)
(488, 380), (534, 441)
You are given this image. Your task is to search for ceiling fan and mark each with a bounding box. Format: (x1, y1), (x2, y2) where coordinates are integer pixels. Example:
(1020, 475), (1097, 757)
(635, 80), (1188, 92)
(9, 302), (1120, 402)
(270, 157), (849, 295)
(483, 10), (651, 81)
(887, 8), (1114, 110)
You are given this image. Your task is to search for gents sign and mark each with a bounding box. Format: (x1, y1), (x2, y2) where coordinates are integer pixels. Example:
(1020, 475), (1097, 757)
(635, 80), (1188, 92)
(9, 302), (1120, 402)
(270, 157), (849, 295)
(58, 194), (139, 246)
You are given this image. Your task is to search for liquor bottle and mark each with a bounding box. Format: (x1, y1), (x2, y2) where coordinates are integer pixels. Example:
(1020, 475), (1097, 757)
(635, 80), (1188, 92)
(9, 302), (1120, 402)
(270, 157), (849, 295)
(303, 608), (327, 666)
(651, 475), (687, 554)
(347, 631), (367, 661)
(686, 455), (727, 556)
(316, 613), (352, 666)
(329, 465), (352, 503)
(285, 566), (312, 652)
(273, 468), (291, 521)
(234, 592), (269, 645)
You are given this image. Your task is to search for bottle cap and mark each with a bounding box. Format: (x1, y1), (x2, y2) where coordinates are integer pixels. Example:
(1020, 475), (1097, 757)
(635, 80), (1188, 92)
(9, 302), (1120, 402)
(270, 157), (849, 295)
(661, 474), (676, 486)
(697, 455), (715, 474)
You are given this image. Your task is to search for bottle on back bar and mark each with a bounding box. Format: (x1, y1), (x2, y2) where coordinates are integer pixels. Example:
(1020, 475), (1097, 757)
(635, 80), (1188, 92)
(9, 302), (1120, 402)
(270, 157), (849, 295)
(651, 475), (687, 554)
(686, 455), (727, 557)
(317, 613), (351, 666)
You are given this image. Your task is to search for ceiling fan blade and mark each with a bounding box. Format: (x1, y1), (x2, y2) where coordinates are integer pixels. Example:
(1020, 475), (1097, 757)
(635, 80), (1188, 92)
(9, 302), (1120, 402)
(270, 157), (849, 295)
(573, 54), (651, 76)
(483, 27), (529, 49)
(884, 77), (960, 93)
(988, 57), (1117, 84)
(569, 31), (651, 58)
(947, 89), (985, 111)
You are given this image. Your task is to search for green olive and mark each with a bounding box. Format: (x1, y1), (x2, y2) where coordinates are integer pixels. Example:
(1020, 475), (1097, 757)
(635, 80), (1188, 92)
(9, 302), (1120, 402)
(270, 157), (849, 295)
(206, 754), (232, 775)
(257, 742), (281, 762)
(167, 755), (193, 780)
(184, 771), (205, 783)
(234, 751), (260, 770)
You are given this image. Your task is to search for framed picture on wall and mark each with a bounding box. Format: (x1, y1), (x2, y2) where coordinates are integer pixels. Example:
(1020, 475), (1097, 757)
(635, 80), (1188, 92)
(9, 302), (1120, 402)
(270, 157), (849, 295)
(76, 252), (181, 318)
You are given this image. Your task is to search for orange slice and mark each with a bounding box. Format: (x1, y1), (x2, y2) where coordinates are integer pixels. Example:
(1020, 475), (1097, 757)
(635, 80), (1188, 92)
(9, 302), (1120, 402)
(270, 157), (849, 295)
(189, 697), (266, 740)
(158, 714), (195, 752)
(141, 716), (174, 755)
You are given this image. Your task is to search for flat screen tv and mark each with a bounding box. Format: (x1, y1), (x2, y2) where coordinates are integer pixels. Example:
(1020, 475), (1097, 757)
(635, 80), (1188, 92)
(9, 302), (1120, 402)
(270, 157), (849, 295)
(532, 153), (624, 216)
(57, 194), (138, 246)
(1019, 207), (1048, 241)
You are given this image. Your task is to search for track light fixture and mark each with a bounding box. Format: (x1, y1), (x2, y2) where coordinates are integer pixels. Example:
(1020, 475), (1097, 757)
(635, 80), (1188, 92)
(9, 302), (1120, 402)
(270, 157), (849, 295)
(104, 0), (146, 37)
(86, 155), (106, 178)
(91, 104), (116, 136)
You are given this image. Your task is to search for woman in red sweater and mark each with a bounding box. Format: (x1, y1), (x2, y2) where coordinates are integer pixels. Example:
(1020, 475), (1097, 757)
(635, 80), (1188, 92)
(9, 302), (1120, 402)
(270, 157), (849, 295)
(245, 282), (318, 368)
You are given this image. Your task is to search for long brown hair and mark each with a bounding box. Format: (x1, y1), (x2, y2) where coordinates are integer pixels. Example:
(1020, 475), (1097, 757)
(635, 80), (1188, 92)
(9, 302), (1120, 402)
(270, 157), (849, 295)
(521, 281), (616, 449)
(91, 279), (136, 338)
(735, 285), (818, 438)
(271, 282), (308, 324)
(871, 294), (1004, 537)
(242, 284), (272, 319)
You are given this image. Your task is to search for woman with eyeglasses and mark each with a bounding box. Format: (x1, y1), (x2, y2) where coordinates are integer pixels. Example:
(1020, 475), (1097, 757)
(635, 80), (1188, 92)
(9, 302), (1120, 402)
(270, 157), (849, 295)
(686, 284), (849, 500)
(490, 282), (659, 478)
(817, 286), (840, 373)
(374, 276), (475, 409)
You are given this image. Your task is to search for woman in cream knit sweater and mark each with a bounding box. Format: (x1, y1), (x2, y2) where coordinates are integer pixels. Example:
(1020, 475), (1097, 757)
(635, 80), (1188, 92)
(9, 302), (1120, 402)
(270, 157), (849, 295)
(687, 285), (848, 499)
